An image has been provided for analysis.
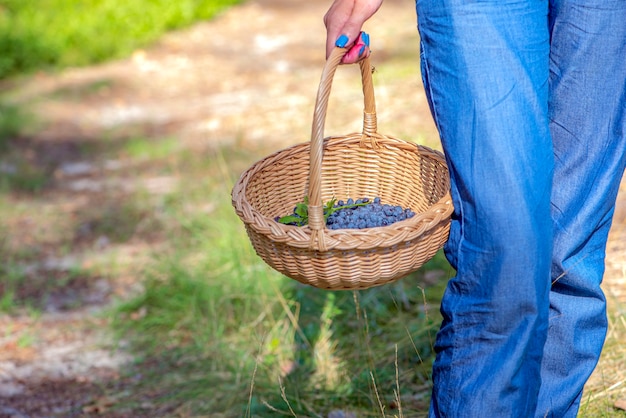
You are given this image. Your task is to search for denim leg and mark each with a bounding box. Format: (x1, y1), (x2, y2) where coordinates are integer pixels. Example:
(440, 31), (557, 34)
(415, 1), (553, 416)
(536, 1), (626, 416)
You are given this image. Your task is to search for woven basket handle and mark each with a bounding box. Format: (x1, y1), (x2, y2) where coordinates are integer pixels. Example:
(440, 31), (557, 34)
(307, 47), (377, 250)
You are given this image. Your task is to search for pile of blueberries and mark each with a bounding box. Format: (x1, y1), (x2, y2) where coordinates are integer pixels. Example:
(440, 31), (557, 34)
(326, 197), (416, 230)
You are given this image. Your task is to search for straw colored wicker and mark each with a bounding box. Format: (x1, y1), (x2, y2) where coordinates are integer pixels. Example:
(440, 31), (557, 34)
(231, 47), (453, 290)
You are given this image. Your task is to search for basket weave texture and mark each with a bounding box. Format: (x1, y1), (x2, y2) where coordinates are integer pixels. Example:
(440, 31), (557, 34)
(231, 47), (453, 290)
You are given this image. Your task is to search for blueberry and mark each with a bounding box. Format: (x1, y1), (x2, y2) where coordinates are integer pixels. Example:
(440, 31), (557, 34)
(319, 196), (415, 230)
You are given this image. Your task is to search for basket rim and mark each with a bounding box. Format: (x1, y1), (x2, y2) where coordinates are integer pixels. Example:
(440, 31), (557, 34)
(231, 133), (454, 251)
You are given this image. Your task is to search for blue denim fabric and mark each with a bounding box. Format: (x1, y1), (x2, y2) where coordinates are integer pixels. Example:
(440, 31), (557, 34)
(414, 0), (626, 416)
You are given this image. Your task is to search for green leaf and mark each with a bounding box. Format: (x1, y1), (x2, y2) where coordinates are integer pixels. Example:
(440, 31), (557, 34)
(294, 202), (308, 219)
(323, 197), (337, 221)
(277, 215), (305, 226)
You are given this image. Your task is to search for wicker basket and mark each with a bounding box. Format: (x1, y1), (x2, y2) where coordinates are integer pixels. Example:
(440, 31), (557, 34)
(231, 47), (453, 290)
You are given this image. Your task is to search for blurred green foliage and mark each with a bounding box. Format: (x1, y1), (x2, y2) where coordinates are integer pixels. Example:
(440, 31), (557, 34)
(0, 0), (242, 79)
(0, 103), (28, 146)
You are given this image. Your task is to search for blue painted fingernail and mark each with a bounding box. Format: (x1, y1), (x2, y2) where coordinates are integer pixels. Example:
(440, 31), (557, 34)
(358, 45), (366, 57)
(335, 34), (349, 48)
(362, 32), (370, 47)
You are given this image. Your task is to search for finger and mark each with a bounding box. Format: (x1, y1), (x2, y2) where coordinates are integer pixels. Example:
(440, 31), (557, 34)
(341, 31), (370, 64)
(323, 0), (361, 59)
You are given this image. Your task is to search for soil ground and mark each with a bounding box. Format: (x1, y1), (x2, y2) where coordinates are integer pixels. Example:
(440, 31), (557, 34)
(0, 0), (625, 416)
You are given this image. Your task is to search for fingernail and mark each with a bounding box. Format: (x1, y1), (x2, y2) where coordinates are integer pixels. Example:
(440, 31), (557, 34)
(358, 45), (366, 57)
(361, 32), (370, 47)
(335, 34), (349, 48)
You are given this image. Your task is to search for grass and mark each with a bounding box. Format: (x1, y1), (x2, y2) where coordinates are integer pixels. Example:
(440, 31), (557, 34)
(0, 0), (242, 79)
(106, 144), (626, 417)
(580, 290), (626, 416)
(0, 103), (31, 146)
(108, 143), (452, 416)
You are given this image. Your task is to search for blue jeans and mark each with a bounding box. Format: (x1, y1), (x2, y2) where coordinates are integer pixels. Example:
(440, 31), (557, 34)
(415, 0), (626, 416)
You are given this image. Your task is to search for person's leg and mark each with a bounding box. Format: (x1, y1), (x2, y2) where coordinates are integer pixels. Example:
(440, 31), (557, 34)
(415, 1), (553, 416)
(536, 1), (626, 416)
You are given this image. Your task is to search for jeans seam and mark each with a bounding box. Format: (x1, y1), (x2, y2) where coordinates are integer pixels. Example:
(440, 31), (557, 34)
(420, 38), (467, 412)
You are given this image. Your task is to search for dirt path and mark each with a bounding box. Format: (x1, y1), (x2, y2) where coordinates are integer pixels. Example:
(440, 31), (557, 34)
(0, 0), (624, 416)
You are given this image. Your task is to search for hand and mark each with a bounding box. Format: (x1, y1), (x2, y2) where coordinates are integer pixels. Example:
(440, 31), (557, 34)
(323, 0), (383, 64)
